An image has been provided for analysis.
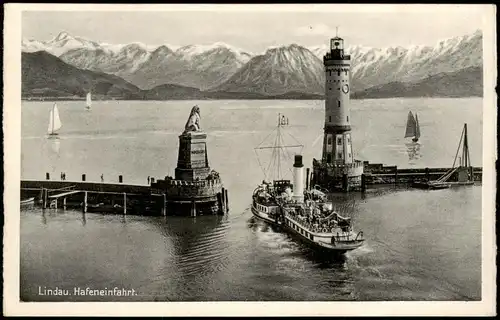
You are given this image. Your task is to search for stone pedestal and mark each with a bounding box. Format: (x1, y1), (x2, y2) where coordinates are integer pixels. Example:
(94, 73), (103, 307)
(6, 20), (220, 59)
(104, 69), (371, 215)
(175, 132), (210, 181)
(150, 128), (227, 216)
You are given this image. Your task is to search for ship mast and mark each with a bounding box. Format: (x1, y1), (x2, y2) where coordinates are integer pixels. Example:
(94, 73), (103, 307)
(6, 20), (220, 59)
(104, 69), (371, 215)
(254, 113), (303, 181)
(451, 123), (471, 169)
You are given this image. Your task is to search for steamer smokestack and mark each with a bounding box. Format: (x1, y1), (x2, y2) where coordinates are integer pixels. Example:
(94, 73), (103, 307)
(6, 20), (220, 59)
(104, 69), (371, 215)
(293, 155), (304, 203)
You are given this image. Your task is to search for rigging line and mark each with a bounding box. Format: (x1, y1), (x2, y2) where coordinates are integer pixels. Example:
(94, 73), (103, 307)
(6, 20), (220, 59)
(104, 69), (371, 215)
(464, 125), (471, 167)
(277, 127), (285, 179)
(285, 130), (304, 149)
(279, 129), (292, 160)
(279, 132), (294, 178)
(263, 121), (281, 179)
(278, 123), (283, 180)
(266, 128), (279, 180)
(280, 129), (303, 177)
(279, 125), (293, 179)
(254, 126), (279, 149)
(255, 145), (304, 150)
(254, 148), (268, 180)
(266, 146), (275, 180)
(452, 125), (465, 168)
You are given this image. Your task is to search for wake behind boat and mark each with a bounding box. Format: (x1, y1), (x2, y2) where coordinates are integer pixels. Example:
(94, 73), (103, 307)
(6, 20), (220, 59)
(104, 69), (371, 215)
(251, 114), (364, 254)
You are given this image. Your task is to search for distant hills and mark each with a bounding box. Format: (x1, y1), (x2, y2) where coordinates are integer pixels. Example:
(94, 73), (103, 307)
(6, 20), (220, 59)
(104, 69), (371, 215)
(22, 51), (321, 100)
(351, 66), (483, 99)
(22, 30), (483, 100)
(22, 51), (142, 99)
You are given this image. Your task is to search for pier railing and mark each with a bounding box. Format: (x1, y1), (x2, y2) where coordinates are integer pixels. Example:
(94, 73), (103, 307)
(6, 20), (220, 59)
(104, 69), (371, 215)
(284, 209), (352, 236)
(313, 159), (364, 169)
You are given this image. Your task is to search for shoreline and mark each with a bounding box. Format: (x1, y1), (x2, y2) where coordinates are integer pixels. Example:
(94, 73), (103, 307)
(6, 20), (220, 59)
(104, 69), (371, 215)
(21, 95), (483, 102)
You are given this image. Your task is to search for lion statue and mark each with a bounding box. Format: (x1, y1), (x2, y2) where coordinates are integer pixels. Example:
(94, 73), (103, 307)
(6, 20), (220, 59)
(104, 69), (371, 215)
(184, 105), (201, 133)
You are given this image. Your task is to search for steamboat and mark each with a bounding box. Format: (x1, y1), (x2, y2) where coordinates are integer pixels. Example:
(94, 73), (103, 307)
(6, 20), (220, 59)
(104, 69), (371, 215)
(251, 114), (365, 254)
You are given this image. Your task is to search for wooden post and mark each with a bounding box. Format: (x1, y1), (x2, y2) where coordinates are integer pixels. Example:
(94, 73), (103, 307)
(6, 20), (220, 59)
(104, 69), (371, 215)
(217, 192), (223, 214)
(162, 194), (167, 216)
(221, 188), (226, 213)
(83, 191), (87, 213)
(82, 174), (86, 182)
(42, 188), (46, 209)
(342, 174), (348, 192)
(123, 193), (127, 215)
(225, 189), (229, 212)
(54, 198), (58, 209)
(119, 175), (123, 183)
(191, 201), (197, 217)
(425, 167), (430, 181)
(361, 174), (366, 193)
(46, 172), (50, 180)
(306, 168), (310, 190)
(63, 197), (67, 210)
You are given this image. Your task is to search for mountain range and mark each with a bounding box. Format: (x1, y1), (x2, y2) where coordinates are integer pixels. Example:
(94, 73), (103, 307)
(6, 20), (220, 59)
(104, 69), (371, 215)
(22, 51), (325, 100)
(22, 30), (483, 99)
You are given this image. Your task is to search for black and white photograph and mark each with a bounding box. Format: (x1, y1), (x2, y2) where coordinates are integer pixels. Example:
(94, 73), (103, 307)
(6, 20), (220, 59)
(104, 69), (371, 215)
(3, 3), (496, 317)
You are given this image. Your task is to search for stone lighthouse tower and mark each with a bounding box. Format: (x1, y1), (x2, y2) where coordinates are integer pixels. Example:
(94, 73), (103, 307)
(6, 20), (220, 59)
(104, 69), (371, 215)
(312, 34), (364, 191)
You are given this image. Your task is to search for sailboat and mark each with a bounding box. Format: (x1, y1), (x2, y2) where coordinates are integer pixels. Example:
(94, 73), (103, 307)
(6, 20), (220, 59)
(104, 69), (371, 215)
(405, 111), (421, 142)
(412, 123), (474, 190)
(85, 92), (92, 110)
(47, 103), (62, 137)
(443, 123), (475, 186)
(251, 113), (365, 254)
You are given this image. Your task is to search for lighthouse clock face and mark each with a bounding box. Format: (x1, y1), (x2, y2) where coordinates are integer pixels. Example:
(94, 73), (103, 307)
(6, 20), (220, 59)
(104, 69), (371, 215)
(342, 84), (350, 94)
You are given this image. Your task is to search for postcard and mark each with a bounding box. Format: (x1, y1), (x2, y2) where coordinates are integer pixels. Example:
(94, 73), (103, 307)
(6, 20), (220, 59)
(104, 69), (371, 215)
(3, 3), (497, 316)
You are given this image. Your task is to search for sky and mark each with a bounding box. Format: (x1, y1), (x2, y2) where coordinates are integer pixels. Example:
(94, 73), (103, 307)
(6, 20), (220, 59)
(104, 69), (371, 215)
(22, 5), (486, 53)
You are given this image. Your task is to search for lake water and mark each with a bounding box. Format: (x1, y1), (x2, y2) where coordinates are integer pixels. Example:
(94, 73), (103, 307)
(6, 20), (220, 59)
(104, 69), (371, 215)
(20, 98), (482, 301)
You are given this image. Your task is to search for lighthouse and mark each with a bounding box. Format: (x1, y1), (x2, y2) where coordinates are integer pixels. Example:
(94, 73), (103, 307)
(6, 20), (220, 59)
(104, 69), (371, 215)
(311, 34), (364, 192)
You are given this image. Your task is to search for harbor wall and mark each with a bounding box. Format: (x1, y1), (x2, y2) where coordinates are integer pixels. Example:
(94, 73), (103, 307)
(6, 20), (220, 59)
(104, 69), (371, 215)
(362, 162), (482, 185)
(21, 180), (151, 194)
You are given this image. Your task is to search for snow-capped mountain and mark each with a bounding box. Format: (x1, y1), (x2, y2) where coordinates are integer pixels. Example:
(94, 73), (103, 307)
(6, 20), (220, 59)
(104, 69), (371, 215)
(60, 43), (155, 78)
(308, 30), (482, 91)
(22, 31), (102, 57)
(22, 30), (482, 95)
(213, 44), (324, 95)
(29, 33), (253, 89)
(127, 42), (253, 89)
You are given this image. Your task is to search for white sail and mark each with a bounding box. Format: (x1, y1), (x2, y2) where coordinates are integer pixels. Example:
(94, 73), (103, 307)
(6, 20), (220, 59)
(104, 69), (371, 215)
(48, 103), (62, 134)
(404, 111), (417, 138)
(48, 110), (53, 134)
(415, 113), (421, 139)
(86, 92), (92, 109)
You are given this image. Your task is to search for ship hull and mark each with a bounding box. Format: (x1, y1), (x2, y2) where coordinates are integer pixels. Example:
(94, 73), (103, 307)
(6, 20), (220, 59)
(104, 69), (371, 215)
(412, 181), (450, 190)
(251, 204), (281, 225)
(251, 204), (363, 254)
